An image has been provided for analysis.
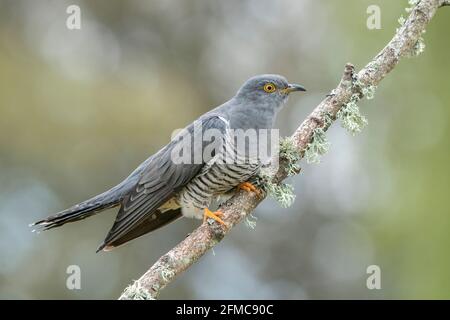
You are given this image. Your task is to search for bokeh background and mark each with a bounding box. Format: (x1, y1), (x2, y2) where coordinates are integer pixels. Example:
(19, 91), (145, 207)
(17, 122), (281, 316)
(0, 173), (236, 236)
(0, 0), (449, 299)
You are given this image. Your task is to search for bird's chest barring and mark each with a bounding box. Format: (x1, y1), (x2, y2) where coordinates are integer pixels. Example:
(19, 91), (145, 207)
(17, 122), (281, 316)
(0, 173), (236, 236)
(177, 162), (260, 209)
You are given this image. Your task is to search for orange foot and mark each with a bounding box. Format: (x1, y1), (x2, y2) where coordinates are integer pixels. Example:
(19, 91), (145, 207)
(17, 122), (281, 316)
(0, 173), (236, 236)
(238, 182), (261, 196)
(203, 208), (226, 226)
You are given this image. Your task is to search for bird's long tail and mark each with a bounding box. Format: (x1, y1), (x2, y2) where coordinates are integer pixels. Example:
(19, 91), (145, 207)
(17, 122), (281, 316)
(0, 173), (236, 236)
(30, 184), (127, 232)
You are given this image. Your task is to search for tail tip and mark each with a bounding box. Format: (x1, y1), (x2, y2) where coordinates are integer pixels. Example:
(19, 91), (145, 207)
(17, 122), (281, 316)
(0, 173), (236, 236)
(96, 243), (115, 253)
(29, 220), (50, 233)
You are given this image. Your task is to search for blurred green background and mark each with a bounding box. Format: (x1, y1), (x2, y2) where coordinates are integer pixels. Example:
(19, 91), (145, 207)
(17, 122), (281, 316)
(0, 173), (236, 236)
(0, 0), (449, 299)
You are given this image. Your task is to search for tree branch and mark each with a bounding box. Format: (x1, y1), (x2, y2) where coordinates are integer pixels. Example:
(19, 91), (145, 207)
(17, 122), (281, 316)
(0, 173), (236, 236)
(119, 0), (446, 300)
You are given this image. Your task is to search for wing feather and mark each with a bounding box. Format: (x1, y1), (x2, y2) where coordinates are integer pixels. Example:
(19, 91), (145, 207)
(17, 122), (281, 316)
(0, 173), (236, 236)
(100, 114), (230, 249)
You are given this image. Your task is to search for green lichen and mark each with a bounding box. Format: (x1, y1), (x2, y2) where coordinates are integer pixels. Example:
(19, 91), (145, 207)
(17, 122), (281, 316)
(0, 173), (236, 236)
(279, 137), (301, 176)
(323, 112), (334, 127)
(362, 85), (377, 100)
(354, 79), (377, 100)
(245, 213), (258, 229)
(336, 75), (374, 135)
(265, 181), (296, 208)
(120, 281), (154, 300)
(255, 170), (296, 208)
(182, 257), (192, 265)
(337, 97), (368, 135)
(304, 127), (330, 164)
(160, 269), (175, 282)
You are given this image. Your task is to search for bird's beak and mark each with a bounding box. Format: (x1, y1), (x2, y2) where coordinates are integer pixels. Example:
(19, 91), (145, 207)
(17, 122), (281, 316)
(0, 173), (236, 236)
(288, 83), (306, 93)
(281, 84), (307, 94)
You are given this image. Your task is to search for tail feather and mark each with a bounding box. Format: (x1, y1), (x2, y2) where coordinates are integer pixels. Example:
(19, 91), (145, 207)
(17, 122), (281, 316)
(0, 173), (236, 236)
(31, 200), (119, 231)
(30, 185), (128, 231)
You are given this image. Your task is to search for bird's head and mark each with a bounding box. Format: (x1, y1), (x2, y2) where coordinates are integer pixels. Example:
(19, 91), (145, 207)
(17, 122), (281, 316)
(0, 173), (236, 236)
(235, 74), (306, 109)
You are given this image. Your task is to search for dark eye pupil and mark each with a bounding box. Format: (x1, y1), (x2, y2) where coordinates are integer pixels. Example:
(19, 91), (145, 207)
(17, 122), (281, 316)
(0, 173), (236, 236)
(268, 86), (272, 90)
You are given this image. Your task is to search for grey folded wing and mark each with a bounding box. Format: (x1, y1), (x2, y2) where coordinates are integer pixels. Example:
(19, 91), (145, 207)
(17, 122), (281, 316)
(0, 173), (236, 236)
(98, 114), (230, 250)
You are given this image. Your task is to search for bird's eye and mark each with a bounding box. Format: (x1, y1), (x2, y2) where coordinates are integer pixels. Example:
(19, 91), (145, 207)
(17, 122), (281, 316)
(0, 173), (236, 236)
(263, 83), (276, 93)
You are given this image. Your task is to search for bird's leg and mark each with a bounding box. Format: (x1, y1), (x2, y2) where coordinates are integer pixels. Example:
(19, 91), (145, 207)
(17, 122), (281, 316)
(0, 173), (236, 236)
(203, 208), (226, 226)
(238, 181), (261, 196)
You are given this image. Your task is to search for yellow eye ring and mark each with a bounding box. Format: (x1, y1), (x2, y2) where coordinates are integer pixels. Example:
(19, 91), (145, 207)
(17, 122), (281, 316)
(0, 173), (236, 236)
(263, 83), (276, 93)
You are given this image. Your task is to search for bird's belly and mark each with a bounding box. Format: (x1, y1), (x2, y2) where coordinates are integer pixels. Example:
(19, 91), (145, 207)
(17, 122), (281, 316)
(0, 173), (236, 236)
(177, 163), (259, 219)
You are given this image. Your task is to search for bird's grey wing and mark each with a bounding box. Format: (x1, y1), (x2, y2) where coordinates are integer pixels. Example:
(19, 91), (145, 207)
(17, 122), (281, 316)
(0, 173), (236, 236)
(98, 114), (230, 250)
(103, 207), (182, 249)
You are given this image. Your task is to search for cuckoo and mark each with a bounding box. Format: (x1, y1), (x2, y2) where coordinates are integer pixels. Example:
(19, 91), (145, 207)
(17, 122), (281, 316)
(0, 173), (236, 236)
(31, 75), (306, 251)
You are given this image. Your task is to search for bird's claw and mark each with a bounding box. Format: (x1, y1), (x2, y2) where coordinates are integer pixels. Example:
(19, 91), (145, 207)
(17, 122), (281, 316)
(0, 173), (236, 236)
(238, 182), (261, 196)
(203, 208), (226, 226)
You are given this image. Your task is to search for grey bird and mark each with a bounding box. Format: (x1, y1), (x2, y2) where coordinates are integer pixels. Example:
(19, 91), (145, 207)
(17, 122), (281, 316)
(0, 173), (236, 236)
(31, 75), (306, 252)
